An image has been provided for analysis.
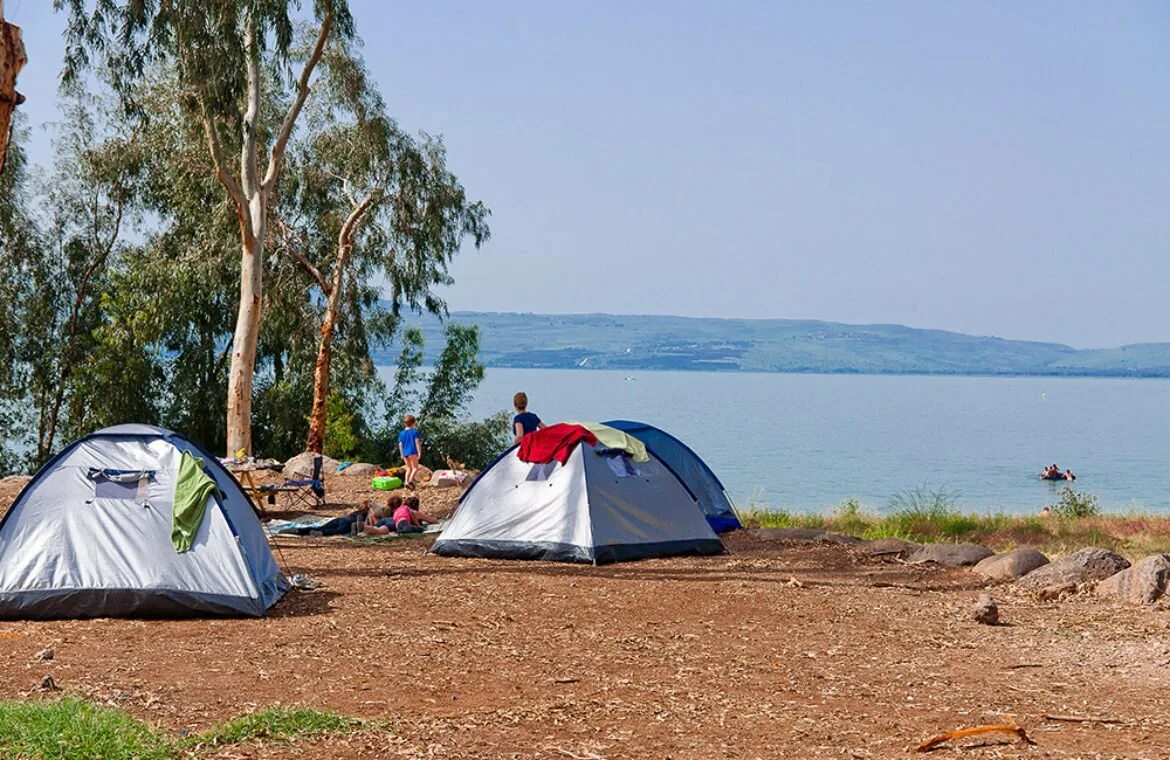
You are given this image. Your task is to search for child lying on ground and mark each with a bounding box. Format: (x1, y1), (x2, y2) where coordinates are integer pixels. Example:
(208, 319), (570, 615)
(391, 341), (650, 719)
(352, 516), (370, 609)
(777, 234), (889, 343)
(363, 495), (440, 535)
(283, 500), (385, 537)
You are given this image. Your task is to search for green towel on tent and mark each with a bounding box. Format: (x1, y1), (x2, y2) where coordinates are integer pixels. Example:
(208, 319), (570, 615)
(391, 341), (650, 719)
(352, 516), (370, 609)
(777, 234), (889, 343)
(172, 450), (219, 553)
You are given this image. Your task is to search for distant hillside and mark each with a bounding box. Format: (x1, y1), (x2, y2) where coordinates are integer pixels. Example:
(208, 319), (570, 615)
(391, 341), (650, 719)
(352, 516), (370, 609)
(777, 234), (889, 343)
(371, 311), (1170, 377)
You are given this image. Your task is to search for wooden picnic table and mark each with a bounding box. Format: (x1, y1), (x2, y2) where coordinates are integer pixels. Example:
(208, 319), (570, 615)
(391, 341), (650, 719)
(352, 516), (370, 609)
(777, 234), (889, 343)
(223, 459), (283, 513)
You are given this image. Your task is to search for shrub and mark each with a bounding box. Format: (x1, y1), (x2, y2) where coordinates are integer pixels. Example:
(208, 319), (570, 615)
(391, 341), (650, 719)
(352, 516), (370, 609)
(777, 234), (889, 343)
(1050, 487), (1100, 519)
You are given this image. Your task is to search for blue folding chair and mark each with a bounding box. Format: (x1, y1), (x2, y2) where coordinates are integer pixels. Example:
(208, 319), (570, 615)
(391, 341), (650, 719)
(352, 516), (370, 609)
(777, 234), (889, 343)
(264, 455), (325, 510)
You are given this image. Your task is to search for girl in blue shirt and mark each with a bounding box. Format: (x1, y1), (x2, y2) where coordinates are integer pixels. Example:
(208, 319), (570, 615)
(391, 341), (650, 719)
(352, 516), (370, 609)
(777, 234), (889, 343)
(398, 414), (423, 487)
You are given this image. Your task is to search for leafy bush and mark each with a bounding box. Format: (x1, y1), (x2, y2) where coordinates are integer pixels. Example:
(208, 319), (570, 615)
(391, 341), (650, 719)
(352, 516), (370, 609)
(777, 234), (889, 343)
(419, 412), (511, 470)
(323, 391), (362, 460)
(1050, 487), (1100, 519)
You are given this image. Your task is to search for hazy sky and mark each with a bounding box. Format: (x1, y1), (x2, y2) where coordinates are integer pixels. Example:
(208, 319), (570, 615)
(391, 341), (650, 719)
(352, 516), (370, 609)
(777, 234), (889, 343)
(7, 1), (1170, 348)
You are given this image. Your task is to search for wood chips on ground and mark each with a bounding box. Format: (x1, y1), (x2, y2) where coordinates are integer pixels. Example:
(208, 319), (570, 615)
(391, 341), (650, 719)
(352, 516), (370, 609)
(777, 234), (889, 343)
(2, 477), (1170, 758)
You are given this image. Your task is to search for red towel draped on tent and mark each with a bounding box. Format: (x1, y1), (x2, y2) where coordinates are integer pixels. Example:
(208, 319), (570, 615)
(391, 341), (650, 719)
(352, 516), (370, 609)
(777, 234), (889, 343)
(518, 423), (598, 465)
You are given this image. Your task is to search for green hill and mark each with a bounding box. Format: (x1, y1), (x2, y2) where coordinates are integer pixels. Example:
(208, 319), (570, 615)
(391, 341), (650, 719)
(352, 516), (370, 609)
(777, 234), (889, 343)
(374, 311), (1170, 377)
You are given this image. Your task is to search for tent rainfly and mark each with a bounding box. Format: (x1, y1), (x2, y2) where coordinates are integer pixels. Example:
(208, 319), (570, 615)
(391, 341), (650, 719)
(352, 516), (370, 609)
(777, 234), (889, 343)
(603, 420), (742, 533)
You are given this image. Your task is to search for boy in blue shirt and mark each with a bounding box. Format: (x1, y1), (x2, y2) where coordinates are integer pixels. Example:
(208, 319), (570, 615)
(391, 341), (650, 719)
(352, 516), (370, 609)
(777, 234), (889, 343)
(398, 415), (423, 487)
(512, 391), (547, 444)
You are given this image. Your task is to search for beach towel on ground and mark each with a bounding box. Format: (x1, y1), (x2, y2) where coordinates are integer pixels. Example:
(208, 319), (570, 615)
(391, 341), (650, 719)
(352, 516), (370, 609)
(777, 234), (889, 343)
(565, 421), (650, 462)
(518, 423), (598, 465)
(172, 451), (219, 552)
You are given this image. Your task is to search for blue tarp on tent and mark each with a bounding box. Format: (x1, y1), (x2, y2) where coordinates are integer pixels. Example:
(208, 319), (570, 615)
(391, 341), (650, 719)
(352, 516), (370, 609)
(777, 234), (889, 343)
(602, 420), (742, 533)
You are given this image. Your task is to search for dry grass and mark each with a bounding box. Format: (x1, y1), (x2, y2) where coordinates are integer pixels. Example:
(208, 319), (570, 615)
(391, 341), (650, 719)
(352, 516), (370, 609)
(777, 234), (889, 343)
(741, 503), (1170, 559)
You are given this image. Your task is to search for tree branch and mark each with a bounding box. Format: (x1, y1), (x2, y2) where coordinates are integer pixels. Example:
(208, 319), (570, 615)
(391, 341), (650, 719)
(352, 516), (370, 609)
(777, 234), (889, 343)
(290, 249), (332, 296)
(338, 190), (379, 253)
(200, 102), (246, 210)
(263, 8), (333, 193)
(241, 10), (261, 195)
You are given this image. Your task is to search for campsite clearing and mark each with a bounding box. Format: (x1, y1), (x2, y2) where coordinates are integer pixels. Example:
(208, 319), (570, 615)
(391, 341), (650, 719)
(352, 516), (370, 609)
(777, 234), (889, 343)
(2, 485), (1170, 758)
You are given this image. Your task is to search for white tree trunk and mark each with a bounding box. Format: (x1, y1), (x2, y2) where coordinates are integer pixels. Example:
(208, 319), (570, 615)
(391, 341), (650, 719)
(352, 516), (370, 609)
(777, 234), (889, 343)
(226, 196), (265, 456)
(218, 8), (333, 455)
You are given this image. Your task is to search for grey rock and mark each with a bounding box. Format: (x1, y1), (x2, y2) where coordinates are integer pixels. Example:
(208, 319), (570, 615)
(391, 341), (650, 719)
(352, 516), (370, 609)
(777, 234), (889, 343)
(972, 593), (999, 625)
(282, 452), (340, 480)
(974, 547), (1050, 581)
(33, 647), (53, 661)
(908, 543), (995, 567)
(1096, 554), (1170, 606)
(339, 462), (377, 477)
(748, 528), (829, 542)
(1017, 547), (1131, 589)
(862, 537), (922, 559)
(821, 532), (864, 545)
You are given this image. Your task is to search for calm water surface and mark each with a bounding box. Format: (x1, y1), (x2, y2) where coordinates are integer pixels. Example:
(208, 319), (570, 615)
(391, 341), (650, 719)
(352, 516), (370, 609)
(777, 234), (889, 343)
(380, 367), (1170, 514)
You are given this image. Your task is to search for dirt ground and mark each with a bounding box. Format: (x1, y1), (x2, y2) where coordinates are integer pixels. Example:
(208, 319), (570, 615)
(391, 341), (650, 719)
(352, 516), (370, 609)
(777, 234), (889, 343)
(2, 475), (1170, 758)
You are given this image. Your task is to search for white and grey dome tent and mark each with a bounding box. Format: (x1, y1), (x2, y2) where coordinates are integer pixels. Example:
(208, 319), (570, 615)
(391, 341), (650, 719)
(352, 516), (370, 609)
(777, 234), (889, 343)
(431, 435), (726, 565)
(0, 424), (289, 619)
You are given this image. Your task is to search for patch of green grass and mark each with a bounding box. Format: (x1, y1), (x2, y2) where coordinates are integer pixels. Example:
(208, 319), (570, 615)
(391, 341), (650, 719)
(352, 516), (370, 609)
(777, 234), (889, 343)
(189, 706), (363, 750)
(0, 698), (171, 760)
(0, 700), (371, 760)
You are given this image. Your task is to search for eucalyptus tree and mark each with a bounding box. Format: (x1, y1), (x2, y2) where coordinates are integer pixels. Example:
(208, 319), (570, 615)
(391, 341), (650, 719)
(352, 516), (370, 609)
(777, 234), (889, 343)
(22, 101), (137, 461)
(57, 0), (355, 454)
(279, 38), (489, 453)
(0, 118), (37, 472)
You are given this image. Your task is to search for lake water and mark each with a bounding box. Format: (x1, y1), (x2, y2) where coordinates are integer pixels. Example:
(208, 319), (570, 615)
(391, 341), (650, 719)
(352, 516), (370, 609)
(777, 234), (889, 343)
(380, 367), (1170, 515)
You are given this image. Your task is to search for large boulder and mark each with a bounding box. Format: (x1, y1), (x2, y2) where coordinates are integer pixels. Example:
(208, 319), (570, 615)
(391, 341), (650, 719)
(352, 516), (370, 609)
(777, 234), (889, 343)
(1017, 547), (1130, 589)
(862, 537), (922, 559)
(339, 462), (378, 477)
(1096, 555), (1170, 606)
(908, 543), (994, 567)
(282, 452), (340, 480)
(974, 547), (1050, 582)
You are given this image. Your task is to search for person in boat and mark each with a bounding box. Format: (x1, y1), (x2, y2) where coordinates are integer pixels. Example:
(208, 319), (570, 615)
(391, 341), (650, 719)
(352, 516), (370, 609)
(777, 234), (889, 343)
(1063, 469), (1076, 481)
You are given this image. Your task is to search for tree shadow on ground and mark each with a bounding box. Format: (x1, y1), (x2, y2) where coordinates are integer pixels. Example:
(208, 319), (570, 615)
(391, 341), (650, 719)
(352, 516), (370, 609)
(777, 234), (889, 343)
(267, 589), (342, 618)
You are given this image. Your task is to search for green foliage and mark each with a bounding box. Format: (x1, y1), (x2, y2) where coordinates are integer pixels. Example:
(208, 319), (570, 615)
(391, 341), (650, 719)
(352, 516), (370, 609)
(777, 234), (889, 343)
(58, 0), (355, 121)
(1050, 487), (1101, 519)
(323, 391), (361, 460)
(419, 412), (513, 471)
(0, 699), (369, 760)
(421, 324), (486, 422)
(0, 119), (40, 474)
(3, 4), (490, 469)
(371, 323), (509, 469)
